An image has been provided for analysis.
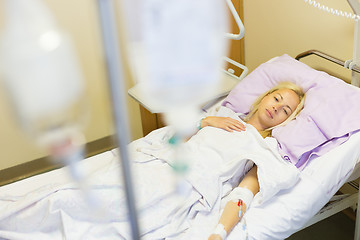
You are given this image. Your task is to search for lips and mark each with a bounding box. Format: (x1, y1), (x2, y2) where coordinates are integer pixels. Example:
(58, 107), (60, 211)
(266, 109), (273, 119)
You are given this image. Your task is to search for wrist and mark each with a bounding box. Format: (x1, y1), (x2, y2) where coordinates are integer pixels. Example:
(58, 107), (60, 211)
(201, 117), (209, 128)
(213, 223), (227, 239)
(198, 117), (206, 129)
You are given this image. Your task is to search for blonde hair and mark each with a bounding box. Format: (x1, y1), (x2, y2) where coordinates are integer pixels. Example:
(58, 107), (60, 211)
(244, 81), (306, 137)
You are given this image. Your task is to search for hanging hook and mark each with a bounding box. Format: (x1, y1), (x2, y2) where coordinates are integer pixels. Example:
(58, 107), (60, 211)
(225, 0), (245, 40)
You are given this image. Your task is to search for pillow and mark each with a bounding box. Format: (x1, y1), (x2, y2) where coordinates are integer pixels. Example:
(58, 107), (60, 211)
(222, 54), (360, 169)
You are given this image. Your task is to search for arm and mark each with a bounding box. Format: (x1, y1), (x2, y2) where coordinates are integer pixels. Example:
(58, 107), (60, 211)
(209, 165), (259, 240)
(201, 116), (246, 132)
(185, 116), (246, 142)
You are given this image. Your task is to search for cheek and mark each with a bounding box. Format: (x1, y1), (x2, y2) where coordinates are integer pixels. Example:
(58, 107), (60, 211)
(277, 113), (289, 123)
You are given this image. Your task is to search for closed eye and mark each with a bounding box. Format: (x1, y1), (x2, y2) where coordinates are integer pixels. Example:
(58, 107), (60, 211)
(274, 97), (279, 102)
(284, 106), (292, 115)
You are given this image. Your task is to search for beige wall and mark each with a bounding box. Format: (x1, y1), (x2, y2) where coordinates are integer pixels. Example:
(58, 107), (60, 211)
(0, 0), (143, 170)
(244, 0), (355, 83)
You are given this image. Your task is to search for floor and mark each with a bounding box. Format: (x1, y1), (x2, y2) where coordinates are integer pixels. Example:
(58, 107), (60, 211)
(286, 210), (356, 240)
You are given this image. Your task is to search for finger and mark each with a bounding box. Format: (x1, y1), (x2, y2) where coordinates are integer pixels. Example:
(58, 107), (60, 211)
(235, 122), (246, 131)
(224, 126), (234, 132)
(229, 123), (246, 131)
(229, 125), (242, 131)
(227, 119), (246, 129)
(237, 124), (246, 131)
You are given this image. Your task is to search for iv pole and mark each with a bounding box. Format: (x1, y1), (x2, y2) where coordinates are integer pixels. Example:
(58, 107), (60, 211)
(97, 0), (140, 239)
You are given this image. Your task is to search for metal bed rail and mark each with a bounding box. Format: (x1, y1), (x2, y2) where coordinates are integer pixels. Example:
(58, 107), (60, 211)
(295, 49), (360, 74)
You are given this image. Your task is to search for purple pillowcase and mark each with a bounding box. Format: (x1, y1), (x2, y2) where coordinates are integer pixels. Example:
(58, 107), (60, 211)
(222, 54), (360, 169)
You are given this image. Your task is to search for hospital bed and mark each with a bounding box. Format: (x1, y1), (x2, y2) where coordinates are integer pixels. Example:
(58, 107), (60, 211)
(0, 50), (359, 240)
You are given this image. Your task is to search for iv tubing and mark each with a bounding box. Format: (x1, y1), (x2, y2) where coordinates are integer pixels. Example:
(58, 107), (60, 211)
(97, 0), (140, 239)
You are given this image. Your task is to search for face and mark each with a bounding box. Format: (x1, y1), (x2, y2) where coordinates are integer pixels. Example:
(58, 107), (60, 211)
(253, 88), (300, 130)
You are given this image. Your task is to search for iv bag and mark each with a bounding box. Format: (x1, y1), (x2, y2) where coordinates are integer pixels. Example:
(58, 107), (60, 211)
(0, 0), (86, 147)
(123, 0), (229, 134)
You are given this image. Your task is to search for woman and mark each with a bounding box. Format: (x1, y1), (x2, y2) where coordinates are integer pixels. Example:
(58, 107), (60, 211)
(206, 82), (305, 240)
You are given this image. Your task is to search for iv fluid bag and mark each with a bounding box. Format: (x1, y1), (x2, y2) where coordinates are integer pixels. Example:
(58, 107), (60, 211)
(124, 0), (229, 133)
(0, 0), (85, 145)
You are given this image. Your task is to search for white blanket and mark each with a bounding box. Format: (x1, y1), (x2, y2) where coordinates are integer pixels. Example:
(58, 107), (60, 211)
(0, 107), (300, 240)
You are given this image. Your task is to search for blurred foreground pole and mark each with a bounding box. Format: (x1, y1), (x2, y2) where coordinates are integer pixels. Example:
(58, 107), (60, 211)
(97, 0), (140, 239)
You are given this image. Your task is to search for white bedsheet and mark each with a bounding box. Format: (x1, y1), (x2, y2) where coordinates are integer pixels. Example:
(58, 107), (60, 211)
(0, 106), (300, 240)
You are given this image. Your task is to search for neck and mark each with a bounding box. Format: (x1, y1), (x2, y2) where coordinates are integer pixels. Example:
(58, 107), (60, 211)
(246, 118), (265, 132)
(259, 130), (271, 138)
(245, 116), (270, 138)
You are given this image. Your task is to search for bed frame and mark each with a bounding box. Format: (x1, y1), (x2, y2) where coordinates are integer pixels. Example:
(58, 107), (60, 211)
(295, 49), (360, 240)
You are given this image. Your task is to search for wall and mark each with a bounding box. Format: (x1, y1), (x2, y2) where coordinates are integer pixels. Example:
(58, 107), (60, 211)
(243, 0), (355, 82)
(0, 0), (143, 170)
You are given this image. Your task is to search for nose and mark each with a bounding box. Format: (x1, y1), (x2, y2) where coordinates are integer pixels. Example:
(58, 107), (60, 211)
(273, 104), (281, 113)
(273, 105), (278, 113)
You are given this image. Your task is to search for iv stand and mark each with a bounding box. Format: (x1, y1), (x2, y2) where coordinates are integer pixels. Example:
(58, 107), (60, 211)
(97, 0), (140, 239)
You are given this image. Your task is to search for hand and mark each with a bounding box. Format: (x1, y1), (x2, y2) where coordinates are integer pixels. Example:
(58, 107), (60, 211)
(208, 234), (223, 240)
(202, 116), (246, 132)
